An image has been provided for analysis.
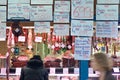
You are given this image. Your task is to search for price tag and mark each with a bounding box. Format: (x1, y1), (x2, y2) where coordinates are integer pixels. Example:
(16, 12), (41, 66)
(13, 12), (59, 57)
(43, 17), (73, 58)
(74, 68), (79, 74)
(16, 68), (21, 75)
(63, 68), (68, 74)
(35, 37), (42, 42)
(50, 68), (55, 74)
(89, 68), (94, 74)
(18, 36), (25, 42)
(1, 68), (6, 75)
(113, 67), (119, 72)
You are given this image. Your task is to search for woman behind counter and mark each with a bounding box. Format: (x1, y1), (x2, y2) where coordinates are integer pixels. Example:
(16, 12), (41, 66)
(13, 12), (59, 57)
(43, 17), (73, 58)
(90, 52), (116, 80)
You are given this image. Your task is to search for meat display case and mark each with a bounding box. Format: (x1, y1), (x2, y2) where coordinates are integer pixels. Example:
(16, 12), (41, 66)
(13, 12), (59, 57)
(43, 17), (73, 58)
(0, 67), (120, 80)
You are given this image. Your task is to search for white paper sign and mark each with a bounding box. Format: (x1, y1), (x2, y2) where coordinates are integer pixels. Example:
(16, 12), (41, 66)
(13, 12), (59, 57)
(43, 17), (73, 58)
(54, 24), (69, 36)
(74, 37), (91, 60)
(74, 68), (79, 74)
(96, 21), (118, 38)
(71, 0), (94, 19)
(54, 1), (70, 12)
(8, 4), (30, 20)
(0, 6), (6, 21)
(71, 20), (93, 36)
(96, 5), (118, 20)
(0, 0), (7, 5)
(18, 36), (25, 42)
(63, 68), (68, 74)
(30, 6), (53, 21)
(34, 22), (50, 33)
(113, 67), (119, 72)
(35, 37), (42, 42)
(54, 12), (69, 23)
(8, 0), (30, 3)
(31, 0), (53, 4)
(97, 0), (119, 4)
(50, 68), (55, 74)
(0, 23), (6, 40)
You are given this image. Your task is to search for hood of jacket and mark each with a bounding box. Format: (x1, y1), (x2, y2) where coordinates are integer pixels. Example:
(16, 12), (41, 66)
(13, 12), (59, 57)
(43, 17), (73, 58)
(27, 59), (43, 69)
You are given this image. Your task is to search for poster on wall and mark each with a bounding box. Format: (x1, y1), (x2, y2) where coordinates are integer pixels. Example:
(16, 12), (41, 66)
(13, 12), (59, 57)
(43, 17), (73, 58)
(8, 4), (30, 20)
(96, 5), (118, 20)
(53, 24), (69, 36)
(96, 21), (118, 38)
(0, 0), (7, 5)
(30, 6), (53, 21)
(0, 6), (6, 22)
(8, 0), (30, 3)
(31, 0), (53, 4)
(54, 1), (70, 12)
(71, 0), (94, 19)
(71, 20), (93, 36)
(0, 22), (6, 41)
(97, 0), (119, 4)
(34, 22), (50, 33)
(54, 12), (69, 23)
(74, 37), (91, 60)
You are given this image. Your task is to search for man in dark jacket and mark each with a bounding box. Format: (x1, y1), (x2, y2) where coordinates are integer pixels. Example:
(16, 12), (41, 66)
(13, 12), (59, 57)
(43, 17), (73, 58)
(19, 55), (48, 80)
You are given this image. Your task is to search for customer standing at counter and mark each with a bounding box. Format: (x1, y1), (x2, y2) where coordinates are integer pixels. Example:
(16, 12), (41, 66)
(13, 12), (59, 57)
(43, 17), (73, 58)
(19, 55), (48, 80)
(90, 52), (116, 80)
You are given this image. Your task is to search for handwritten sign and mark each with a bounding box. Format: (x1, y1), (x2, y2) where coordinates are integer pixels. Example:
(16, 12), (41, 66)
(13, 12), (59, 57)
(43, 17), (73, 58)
(71, 0), (94, 19)
(34, 22), (50, 33)
(96, 5), (118, 20)
(54, 12), (69, 23)
(8, 4), (30, 20)
(8, 0), (30, 3)
(96, 21), (118, 38)
(74, 37), (91, 60)
(54, 1), (70, 12)
(0, 0), (7, 5)
(31, 0), (53, 4)
(54, 24), (69, 36)
(30, 6), (53, 21)
(97, 0), (119, 4)
(0, 23), (6, 40)
(0, 6), (6, 21)
(71, 20), (93, 36)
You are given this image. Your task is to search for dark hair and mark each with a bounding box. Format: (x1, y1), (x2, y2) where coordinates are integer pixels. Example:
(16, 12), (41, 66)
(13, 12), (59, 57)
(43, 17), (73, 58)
(27, 55), (43, 68)
(30, 55), (41, 60)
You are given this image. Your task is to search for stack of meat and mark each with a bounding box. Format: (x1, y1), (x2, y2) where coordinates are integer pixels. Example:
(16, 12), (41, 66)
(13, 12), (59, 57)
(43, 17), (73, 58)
(44, 56), (61, 68)
(11, 55), (28, 67)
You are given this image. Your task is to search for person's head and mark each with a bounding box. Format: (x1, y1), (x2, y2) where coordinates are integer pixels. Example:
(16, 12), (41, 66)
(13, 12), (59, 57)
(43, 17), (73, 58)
(27, 55), (43, 68)
(91, 52), (113, 72)
(30, 55), (41, 60)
